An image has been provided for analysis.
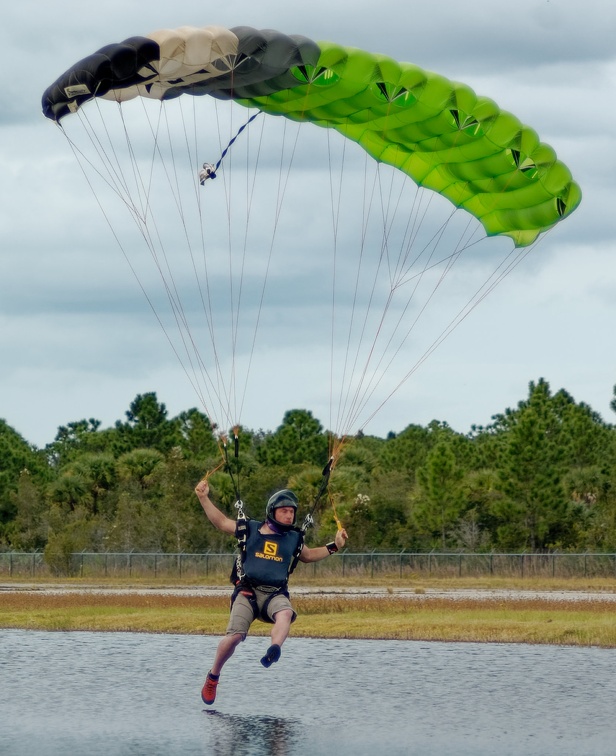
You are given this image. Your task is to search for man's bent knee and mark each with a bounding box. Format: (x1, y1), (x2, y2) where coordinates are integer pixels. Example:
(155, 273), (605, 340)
(273, 608), (294, 624)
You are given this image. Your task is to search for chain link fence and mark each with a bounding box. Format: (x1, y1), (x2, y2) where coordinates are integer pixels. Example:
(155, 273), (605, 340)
(2, 551), (616, 580)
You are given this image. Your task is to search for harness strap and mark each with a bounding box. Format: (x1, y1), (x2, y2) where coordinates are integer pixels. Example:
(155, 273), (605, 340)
(287, 530), (306, 577)
(230, 581), (290, 624)
(230, 515), (248, 585)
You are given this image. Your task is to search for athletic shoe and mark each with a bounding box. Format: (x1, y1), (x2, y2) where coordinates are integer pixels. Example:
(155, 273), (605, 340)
(260, 643), (281, 668)
(201, 672), (219, 705)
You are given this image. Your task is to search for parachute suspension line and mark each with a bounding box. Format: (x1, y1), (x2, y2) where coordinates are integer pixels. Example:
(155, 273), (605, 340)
(60, 135), (217, 426)
(196, 98), (244, 429)
(326, 127), (348, 437)
(79, 98), (235, 428)
(192, 98), (243, 430)
(332, 156), (478, 435)
(68, 104), (199, 373)
(199, 112), (262, 183)
(198, 98), (271, 428)
(342, 206), (477, 433)
(234, 116), (305, 422)
(228, 109), (268, 425)
(239, 113), (273, 416)
(221, 427), (243, 507)
(157, 98), (245, 426)
(179, 95), (235, 425)
(361, 237), (540, 430)
(376, 151), (412, 290)
(200, 434), (245, 516)
(335, 157), (388, 436)
(333, 161), (421, 436)
(129, 99), (231, 423)
(332, 159), (387, 437)
(197, 99), (303, 428)
(345, 216), (472, 430)
(335, 164), (402, 434)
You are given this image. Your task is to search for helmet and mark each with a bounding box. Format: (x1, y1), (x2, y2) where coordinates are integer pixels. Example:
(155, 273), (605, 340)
(265, 489), (298, 531)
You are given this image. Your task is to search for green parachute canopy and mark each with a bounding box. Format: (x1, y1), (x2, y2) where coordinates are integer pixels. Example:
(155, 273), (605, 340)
(42, 24), (580, 246)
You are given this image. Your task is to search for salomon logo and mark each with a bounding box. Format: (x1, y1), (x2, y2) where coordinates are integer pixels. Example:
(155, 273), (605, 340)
(256, 541), (283, 562)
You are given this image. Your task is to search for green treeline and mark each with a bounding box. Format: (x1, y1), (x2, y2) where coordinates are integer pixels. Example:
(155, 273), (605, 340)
(2, 378), (616, 573)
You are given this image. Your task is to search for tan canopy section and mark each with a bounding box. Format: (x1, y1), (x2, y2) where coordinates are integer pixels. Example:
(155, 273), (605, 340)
(101, 26), (241, 103)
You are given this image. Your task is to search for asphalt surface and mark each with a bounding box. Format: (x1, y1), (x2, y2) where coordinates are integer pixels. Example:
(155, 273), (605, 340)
(2, 583), (616, 602)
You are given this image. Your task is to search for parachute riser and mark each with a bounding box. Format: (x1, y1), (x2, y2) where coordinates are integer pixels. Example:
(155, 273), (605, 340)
(302, 456), (335, 533)
(222, 428), (242, 506)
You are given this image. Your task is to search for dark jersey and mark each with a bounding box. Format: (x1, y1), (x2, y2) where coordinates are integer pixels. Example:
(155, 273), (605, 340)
(237, 519), (303, 588)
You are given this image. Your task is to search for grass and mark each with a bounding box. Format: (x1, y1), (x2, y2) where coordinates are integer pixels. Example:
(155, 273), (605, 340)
(1, 576), (615, 647)
(3, 573), (616, 592)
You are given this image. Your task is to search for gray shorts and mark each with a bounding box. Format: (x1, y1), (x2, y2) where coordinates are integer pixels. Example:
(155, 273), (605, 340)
(226, 587), (297, 638)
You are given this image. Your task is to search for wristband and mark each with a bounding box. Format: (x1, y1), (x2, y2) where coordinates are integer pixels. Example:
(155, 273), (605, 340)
(326, 541), (339, 555)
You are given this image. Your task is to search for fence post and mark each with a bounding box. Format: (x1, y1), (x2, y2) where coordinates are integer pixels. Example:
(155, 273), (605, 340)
(399, 549), (404, 578)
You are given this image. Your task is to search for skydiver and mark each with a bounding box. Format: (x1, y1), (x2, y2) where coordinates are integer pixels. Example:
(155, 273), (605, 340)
(194, 478), (348, 705)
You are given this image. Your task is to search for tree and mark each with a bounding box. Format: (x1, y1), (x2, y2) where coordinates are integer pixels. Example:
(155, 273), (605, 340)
(117, 448), (165, 491)
(176, 408), (219, 461)
(157, 448), (211, 552)
(44, 504), (97, 575)
(256, 409), (329, 467)
(7, 470), (47, 551)
(492, 379), (571, 550)
(65, 453), (117, 516)
(114, 393), (181, 454)
(0, 420), (48, 536)
(414, 441), (465, 548)
(45, 419), (110, 468)
(379, 423), (430, 480)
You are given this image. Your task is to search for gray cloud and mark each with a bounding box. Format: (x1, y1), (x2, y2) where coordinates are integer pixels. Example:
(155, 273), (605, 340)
(2, 0), (615, 446)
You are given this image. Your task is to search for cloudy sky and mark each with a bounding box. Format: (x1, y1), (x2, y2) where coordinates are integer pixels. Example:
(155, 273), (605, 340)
(2, 0), (615, 448)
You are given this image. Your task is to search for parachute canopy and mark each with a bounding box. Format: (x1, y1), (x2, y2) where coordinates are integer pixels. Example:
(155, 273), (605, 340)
(42, 24), (580, 247)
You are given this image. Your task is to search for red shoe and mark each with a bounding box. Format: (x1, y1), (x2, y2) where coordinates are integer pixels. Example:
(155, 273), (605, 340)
(201, 672), (219, 705)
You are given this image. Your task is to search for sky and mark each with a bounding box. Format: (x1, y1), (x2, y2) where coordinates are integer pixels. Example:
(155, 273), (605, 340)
(1, 0), (615, 449)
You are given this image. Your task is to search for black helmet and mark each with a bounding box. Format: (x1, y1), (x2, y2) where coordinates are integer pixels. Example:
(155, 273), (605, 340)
(265, 489), (298, 531)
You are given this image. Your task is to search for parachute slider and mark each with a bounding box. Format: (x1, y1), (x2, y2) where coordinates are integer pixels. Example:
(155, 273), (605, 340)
(199, 163), (217, 183)
(301, 512), (314, 532)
